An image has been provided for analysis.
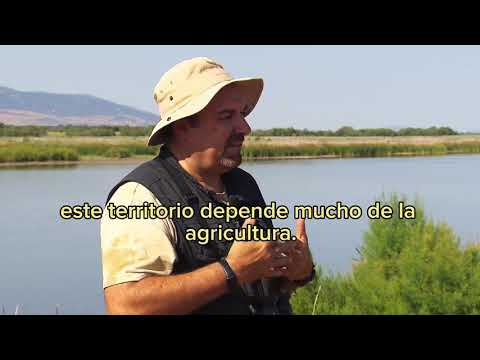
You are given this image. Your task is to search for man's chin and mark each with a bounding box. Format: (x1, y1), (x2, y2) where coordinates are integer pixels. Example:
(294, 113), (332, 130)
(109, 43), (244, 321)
(219, 155), (242, 170)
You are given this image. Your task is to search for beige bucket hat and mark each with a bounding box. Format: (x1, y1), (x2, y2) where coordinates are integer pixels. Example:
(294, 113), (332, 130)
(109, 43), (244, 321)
(148, 57), (264, 146)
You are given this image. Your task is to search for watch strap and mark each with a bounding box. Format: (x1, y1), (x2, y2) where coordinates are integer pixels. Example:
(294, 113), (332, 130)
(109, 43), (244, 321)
(294, 263), (316, 287)
(219, 257), (238, 292)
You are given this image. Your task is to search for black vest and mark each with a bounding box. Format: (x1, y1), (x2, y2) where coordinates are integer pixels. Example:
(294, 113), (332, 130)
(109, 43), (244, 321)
(106, 147), (292, 315)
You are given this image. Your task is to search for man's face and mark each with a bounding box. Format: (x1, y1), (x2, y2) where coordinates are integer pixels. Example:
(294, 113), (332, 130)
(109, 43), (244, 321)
(180, 84), (252, 173)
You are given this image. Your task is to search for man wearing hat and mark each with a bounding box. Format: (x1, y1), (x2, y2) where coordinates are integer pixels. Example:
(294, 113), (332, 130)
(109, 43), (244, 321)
(101, 57), (315, 315)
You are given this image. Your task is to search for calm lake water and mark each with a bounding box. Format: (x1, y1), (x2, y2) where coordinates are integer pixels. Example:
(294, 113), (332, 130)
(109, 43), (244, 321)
(1, 154), (480, 314)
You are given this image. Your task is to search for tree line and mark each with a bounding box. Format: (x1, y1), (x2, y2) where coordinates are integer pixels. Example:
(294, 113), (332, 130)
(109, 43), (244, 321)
(0, 124), (155, 137)
(251, 126), (459, 137)
(0, 123), (459, 137)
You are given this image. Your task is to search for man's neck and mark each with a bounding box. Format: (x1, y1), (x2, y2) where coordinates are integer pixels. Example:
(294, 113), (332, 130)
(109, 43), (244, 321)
(168, 146), (225, 194)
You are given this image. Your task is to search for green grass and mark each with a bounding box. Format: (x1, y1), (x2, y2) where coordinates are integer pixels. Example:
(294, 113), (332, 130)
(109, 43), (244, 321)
(290, 194), (480, 315)
(241, 142), (480, 158)
(0, 141), (160, 163)
(0, 143), (79, 162)
(2, 140), (480, 163)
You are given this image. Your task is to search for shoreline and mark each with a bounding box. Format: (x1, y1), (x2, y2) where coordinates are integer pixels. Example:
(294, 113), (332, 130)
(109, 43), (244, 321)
(2, 135), (480, 166)
(1, 151), (479, 168)
(0, 156), (153, 168)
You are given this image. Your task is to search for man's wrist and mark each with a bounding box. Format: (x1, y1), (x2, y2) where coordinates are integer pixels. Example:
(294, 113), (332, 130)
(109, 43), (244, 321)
(218, 257), (239, 292)
(293, 263), (316, 286)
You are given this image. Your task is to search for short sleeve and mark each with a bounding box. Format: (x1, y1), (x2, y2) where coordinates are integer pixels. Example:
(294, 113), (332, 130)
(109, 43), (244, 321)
(100, 182), (177, 289)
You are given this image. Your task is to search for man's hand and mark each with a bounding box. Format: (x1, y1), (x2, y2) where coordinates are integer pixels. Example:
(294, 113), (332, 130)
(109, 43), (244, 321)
(226, 218), (296, 285)
(284, 218), (314, 282)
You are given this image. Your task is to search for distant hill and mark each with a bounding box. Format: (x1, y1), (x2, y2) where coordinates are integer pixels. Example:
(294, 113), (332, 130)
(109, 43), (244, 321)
(0, 86), (158, 126)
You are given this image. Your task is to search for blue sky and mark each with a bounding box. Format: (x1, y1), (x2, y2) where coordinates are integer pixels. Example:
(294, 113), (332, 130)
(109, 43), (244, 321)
(1, 45), (480, 132)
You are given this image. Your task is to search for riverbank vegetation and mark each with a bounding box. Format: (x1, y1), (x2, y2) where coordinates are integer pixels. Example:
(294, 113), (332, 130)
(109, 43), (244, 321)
(290, 194), (480, 315)
(242, 142), (480, 159)
(2, 136), (480, 163)
(0, 140), (158, 163)
(1, 125), (479, 163)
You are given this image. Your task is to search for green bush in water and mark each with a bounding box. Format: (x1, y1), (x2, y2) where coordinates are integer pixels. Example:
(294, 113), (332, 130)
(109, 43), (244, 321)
(291, 194), (480, 315)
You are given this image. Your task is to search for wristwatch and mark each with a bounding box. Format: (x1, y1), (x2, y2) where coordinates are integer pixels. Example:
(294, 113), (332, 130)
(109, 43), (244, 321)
(293, 263), (316, 287)
(218, 257), (238, 292)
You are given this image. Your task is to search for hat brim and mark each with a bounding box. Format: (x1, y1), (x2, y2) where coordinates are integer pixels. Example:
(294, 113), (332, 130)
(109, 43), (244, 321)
(147, 77), (264, 146)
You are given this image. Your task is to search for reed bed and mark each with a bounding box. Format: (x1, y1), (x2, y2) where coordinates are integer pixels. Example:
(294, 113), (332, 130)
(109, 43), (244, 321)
(2, 139), (480, 163)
